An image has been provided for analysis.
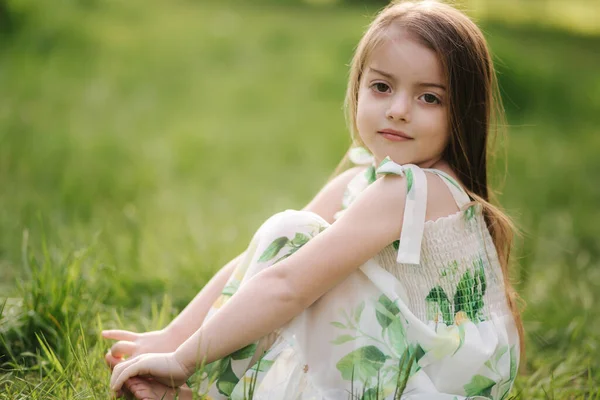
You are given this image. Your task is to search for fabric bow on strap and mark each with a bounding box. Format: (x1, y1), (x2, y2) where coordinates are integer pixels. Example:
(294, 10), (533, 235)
(376, 157), (428, 265)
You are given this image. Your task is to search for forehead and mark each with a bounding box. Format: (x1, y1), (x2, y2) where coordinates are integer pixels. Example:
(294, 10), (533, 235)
(365, 28), (444, 83)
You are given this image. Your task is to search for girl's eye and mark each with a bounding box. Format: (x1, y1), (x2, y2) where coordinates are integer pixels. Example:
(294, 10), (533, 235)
(420, 93), (441, 105)
(371, 82), (391, 93)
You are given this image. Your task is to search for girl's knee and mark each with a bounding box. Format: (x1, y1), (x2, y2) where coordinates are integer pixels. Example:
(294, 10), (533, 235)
(258, 209), (329, 237)
(252, 209), (329, 267)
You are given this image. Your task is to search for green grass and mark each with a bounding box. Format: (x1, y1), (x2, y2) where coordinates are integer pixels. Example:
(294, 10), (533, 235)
(1, 0), (599, 398)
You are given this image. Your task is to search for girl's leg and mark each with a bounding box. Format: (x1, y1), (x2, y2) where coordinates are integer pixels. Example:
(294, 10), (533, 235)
(191, 210), (330, 399)
(206, 210), (329, 316)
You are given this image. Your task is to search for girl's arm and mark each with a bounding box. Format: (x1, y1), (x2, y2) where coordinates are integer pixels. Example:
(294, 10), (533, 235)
(104, 166), (364, 361)
(161, 166), (364, 344)
(110, 174), (408, 391)
(102, 254), (243, 367)
(163, 253), (243, 345)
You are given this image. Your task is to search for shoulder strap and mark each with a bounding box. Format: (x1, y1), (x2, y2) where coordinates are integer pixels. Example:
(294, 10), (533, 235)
(376, 158), (427, 265)
(423, 169), (471, 209)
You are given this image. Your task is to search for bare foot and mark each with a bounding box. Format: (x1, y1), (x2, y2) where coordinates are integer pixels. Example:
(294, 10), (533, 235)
(123, 378), (194, 400)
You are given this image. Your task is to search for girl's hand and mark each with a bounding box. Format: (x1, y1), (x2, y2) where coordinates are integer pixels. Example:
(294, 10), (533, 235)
(110, 352), (190, 394)
(102, 329), (174, 370)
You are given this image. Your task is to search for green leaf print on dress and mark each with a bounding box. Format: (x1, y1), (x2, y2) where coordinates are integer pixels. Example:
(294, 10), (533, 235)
(192, 231), (288, 398)
(425, 286), (453, 325)
(257, 237), (289, 263)
(426, 257), (488, 325)
(212, 236), (260, 311)
(420, 258), (489, 360)
(189, 355), (241, 398)
(231, 343), (257, 360)
(387, 318), (408, 357)
(375, 294), (401, 329)
(331, 297), (425, 396)
(257, 226), (325, 264)
(229, 342), (283, 400)
(487, 345), (518, 400)
(336, 345), (389, 382)
(361, 388), (380, 400)
(463, 374), (496, 398)
(454, 258), (487, 322)
(290, 232), (310, 247)
(221, 279), (240, 297)
(215, 357), (239, 396)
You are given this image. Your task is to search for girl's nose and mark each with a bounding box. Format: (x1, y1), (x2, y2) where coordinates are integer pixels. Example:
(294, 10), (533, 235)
(385, 94), (411, 122)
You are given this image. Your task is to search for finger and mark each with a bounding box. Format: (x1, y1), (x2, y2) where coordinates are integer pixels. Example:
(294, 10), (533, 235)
(110, 358), (131, 391)
(111, 357), (141, 393)
(110, 341), (138, 358)
(103, 329), (140, 342)
(106, 351), (125, 370)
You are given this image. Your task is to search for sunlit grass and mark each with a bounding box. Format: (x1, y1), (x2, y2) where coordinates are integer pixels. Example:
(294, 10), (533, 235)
(459, 0), (600, 36)
(0, 0), (599, 398)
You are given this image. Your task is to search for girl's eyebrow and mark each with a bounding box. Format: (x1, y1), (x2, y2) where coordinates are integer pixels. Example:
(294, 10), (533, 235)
(368, 67), (396, 81)
(416, 82), (446, 91)
(368, 67), (446, 91)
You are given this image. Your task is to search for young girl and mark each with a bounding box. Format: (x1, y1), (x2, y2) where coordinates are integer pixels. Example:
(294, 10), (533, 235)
(104, 1), (523, 398)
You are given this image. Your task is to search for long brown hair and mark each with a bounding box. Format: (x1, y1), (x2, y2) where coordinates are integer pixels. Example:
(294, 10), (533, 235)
(336, 0), (525, 358)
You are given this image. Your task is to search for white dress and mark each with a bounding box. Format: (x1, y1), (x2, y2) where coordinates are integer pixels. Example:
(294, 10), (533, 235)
(188, 149), (520, 400)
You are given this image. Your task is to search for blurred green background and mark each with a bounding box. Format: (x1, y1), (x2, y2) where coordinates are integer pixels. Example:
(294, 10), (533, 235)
(0, 0), (599, 397)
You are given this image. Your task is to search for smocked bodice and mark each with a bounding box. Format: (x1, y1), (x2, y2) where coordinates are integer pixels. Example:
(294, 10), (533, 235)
(336, 149), (512, 324)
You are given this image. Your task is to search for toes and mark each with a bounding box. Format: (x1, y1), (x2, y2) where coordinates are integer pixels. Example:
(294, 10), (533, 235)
(125, 378), (151, 399)
(125, 378), (171, 400)
(124, 377), (141, 390)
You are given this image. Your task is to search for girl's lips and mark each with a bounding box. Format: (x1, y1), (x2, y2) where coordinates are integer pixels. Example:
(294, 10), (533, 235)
(378, 130), (413, 141)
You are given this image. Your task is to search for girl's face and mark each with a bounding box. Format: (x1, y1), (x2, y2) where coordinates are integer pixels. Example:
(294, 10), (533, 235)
(356, 28), (450, 168)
